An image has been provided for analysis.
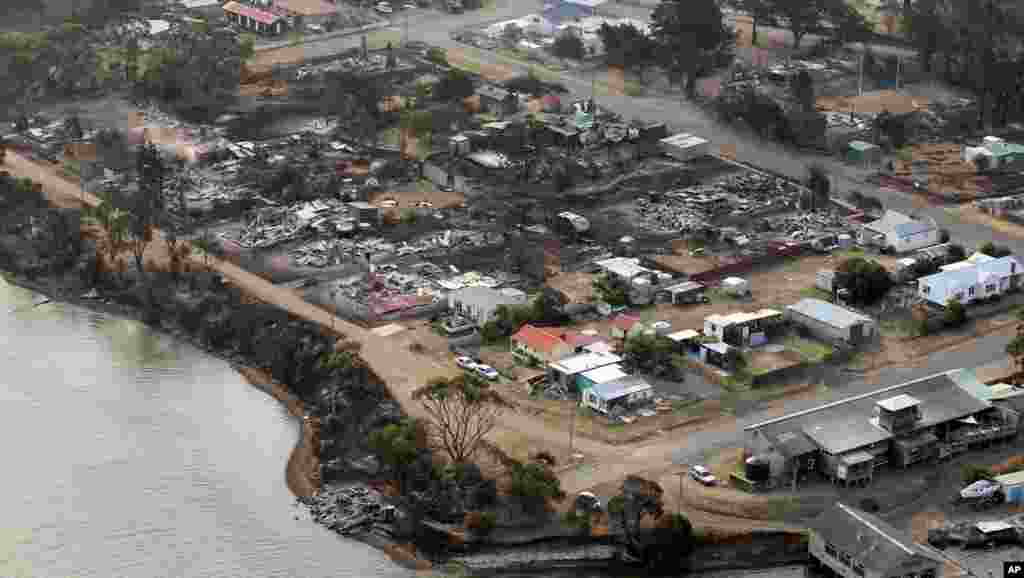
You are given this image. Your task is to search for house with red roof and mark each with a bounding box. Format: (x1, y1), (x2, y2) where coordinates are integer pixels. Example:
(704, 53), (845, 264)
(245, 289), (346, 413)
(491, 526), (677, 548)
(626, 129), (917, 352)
(511, 324), (573, 365)
(223, 1), (285, 35)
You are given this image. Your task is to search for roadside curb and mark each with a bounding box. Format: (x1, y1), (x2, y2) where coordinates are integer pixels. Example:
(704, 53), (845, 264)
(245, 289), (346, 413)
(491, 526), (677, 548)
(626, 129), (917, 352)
(254, 21), (391, 53)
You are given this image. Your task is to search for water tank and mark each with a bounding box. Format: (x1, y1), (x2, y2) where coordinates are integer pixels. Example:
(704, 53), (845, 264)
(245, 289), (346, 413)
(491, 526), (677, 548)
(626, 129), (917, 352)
(745, 456), (770, 482)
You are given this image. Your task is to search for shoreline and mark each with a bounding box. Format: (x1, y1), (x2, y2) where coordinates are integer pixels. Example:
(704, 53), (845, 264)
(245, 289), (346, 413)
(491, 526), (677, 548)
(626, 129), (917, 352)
(0, 271), (437, 571)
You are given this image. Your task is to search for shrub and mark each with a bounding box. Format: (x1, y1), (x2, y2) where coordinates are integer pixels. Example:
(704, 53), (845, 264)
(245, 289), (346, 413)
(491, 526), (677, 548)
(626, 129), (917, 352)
(607, 494), (625, 515)
(408, 342), (426, 354)
(464, 511), (497, 534)
(962, 465), (995, 484)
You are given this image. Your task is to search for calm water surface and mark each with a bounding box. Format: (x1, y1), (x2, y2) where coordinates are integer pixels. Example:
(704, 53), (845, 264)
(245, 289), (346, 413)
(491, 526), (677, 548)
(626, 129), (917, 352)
(0, 277), (410, 578)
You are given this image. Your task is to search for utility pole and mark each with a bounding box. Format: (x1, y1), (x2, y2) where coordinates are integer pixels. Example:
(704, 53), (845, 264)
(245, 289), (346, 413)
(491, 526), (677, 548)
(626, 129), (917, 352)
(858, 50), (864, 96)
(569, 389), (577, 454)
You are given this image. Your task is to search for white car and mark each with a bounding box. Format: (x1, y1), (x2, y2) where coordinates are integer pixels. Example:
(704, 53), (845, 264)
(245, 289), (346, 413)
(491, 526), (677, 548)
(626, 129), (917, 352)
(375, 2), (393, 13)
(403, 2), (417, 9)
(689, 465), (718, 486)
(455, 356), (477, 370)
(474, 364), (499, 380)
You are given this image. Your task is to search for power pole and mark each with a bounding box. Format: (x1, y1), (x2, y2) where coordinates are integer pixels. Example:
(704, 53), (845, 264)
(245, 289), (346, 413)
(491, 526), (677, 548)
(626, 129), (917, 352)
(569, 390), (577, 454)
(858, 50), (864, 96)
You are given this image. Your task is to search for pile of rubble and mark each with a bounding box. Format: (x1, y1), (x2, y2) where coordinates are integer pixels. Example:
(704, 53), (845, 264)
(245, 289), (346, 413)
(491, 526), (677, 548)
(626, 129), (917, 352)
(304, 484), (396, 536)
(636, 172), (805, 232)
(761, 211), (852, 241)
(289, 229), (506, 268)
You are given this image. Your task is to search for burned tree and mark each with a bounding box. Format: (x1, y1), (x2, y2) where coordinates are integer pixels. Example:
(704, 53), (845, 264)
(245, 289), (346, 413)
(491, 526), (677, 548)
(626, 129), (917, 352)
(411, 375), (508, 464)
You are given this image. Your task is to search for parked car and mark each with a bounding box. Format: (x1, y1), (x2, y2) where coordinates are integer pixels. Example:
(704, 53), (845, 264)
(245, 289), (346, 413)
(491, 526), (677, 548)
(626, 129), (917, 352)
(455, 356), (477, 370)
(375, 2), (393, 13)
(689, 465), (718, 486)
(474, 364), (499, 380)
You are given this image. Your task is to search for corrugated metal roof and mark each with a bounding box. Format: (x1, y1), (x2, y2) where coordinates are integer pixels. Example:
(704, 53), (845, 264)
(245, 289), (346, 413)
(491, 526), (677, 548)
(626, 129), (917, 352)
(580, 364), (628, 384)
(747, 370), (991, 455)
(590, 375), (652, 400)
(786, 298), (871, 330)
(809, 503), (944, 575)
(550, 352), (622, 375)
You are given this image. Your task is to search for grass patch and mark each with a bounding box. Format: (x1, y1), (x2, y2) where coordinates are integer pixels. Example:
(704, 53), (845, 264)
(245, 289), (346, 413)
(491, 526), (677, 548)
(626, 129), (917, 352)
(624, 82), (644, 97)
(784, 336), (833, 363)
(880, 318), (916, 338)
(833, 247), (865, 260)
(799, 286), (832, 300)
(365, 29), (401, 50)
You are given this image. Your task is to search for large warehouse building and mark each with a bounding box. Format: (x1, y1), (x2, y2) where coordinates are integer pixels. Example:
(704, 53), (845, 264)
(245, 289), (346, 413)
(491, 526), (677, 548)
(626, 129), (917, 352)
(743, 369), (1020, 488)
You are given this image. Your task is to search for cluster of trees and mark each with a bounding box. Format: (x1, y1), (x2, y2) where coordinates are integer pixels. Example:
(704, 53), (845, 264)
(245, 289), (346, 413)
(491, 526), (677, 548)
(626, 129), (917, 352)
(906, 0), (1024, 129)
(835, 256), (893, 305)
(622, 333), (689, 380)
(480, 287), (568, 343)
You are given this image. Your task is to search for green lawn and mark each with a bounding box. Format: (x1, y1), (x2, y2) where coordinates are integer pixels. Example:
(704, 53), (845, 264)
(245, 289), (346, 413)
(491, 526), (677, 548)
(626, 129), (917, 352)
(784, 336), (833, 363)
(799, 287), (833, 300)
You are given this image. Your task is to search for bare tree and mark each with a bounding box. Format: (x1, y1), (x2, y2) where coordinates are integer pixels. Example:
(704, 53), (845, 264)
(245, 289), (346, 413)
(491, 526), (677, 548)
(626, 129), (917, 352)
(128, 143), (164, 273)
(411, 375), (508, 463)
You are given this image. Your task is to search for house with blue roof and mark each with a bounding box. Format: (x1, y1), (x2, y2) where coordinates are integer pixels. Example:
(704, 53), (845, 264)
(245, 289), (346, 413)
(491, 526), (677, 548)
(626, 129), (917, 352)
(917, 255), (1023, 306)
(859, 210), (940, 253)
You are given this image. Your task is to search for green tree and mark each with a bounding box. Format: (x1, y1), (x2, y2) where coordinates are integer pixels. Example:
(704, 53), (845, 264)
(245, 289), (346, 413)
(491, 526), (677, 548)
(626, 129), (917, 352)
(767, 0), (826, 49)
(368, 418), (428, 491)
(962, 464), (994, 484)
(552, 30), (585, 60)
(426, 46), (448, 67)
(598, 22), (656, 74)
(944, 297), (967, 327)
(508, 460), (566, 513)
(805, 164), (830, 210)
(793, 70), (814, 113)
(835, 257), (892, 305)
(650, 0), (733, 99)
(412, 375), (507, 463)
(1007, 318), (1024, 379)
(593, 274), (628, 306)
(617, 475), (665, 554)
(531, 286), (568, 323)
(128, 143), (165, 273)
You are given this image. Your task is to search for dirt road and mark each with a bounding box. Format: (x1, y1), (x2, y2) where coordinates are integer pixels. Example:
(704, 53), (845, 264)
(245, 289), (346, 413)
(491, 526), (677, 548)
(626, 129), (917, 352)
(2, 151), (615, 468)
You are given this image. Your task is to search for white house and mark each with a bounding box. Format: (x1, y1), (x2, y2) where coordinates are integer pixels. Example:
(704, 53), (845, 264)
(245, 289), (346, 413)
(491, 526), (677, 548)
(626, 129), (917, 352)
(917, 255), (1022, 306)
(859, 210), (940, 253)
(447, 286), (528, 326)
(581, 376), (654, 414)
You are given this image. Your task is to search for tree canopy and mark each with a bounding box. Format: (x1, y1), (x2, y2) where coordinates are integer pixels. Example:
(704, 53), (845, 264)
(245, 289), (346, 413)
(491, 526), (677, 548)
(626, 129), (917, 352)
(836, 257), (893, 305)
(411, 375), (508, 463)
(650, 0), (733, 99)
(508, 459), (566, 512)
(598, 22), (657, 70)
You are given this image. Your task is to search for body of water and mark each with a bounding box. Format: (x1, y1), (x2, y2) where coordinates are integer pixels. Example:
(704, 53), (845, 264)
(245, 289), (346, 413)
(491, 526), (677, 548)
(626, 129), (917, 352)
(0, 277), (409, 578)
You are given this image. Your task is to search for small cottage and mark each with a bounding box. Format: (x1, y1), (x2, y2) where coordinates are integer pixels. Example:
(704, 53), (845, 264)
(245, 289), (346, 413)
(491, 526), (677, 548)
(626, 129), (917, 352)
(581, 376), (654, 414)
